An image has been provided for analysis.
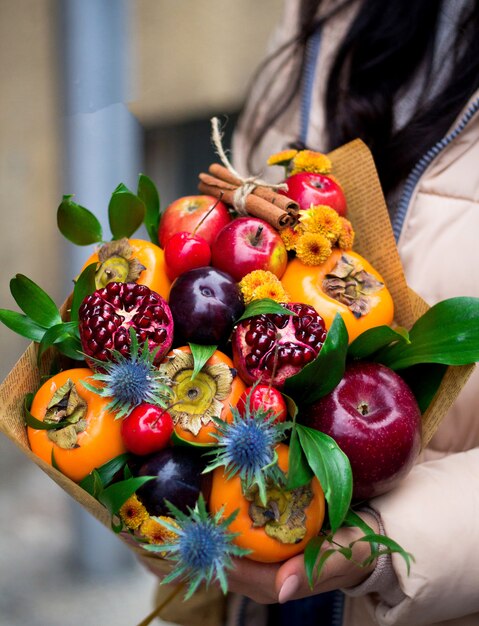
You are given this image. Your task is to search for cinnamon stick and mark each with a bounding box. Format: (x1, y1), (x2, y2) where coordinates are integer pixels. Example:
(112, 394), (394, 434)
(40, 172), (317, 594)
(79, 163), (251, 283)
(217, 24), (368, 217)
(198, 172), (295, 230)
(209, 163), (299, 218)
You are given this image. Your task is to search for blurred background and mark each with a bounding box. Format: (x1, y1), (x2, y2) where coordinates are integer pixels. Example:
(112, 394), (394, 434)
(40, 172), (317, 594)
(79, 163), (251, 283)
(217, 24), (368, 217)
(0, 1), (283, 624)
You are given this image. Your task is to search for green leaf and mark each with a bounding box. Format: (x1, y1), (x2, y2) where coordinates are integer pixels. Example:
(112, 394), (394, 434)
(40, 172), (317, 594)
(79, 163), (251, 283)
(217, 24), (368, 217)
(348, 325), (410, 360)
(284, 314), (349, 405)
(137, 174), (160, 245)
(0, 309), (46, 342)
(36, 322), (80, 363)
(286, 427), (313, 490)
(108, 183), (146, 240)
(98, 476), (155, 515)
(304, 535), (328, 588)
(189, 343), (217, 380)
(79, 453), (131, 495)
(377, 297), (479, 370)
(235, 298), (295, 324)
(80, 469), (104, 499)
(356, 534), (414, 575)
(23, 394), (62, 430)
(399, 362), (448, 413)
(10, 274), (62, 328)
(57, 195), (103, 245)
(51, 448), (61, 471)
(71, 263), (98, 322)
(296, 424), (352, 533)
(343, 508), (376, 536)
(52, 336), (84, 361)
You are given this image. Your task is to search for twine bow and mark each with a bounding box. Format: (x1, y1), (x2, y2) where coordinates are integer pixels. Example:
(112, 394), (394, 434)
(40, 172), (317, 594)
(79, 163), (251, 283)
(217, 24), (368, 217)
(210, 117), (288, 215)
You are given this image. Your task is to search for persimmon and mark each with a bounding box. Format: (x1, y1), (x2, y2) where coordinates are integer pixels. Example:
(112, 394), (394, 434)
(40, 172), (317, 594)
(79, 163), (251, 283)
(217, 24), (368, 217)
(82, 238), (171, 300)
(281, 249), (394, 342)
(160, 347), (246, 446)
(27, 368), (126, 483)
(209, 443), (325, 563)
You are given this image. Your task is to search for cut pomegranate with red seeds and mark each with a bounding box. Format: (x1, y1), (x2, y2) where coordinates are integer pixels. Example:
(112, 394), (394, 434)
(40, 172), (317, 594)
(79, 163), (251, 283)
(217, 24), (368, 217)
(231, 302), (327, 388)
(78, 281), (174, 366)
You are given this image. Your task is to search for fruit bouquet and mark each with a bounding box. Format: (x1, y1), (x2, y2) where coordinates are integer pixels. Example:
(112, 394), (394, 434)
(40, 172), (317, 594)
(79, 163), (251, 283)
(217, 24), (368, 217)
(1, 118), (479, 618)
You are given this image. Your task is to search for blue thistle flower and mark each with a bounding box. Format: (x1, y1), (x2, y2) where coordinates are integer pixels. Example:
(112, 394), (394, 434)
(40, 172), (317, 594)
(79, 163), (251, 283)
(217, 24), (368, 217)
(144, 495), (250, 599)
(83, 329), (172, 418)
(203, 389), (291, 504)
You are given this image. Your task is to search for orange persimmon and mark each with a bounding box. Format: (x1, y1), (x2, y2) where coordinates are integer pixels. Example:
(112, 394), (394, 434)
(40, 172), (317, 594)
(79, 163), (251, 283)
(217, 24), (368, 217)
(281, 249), (394, 342)
(161, 347), (246, 446)
(83, 238), (171, 300)
(209, 443), (325, 563)
(27, 368), (126, 483)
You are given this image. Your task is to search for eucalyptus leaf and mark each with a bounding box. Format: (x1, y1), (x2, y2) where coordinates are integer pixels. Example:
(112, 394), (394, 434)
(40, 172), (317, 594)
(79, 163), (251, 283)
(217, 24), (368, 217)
(377, 297), (479, 370)
(57, 195), (103, 245)
(286, 427), (313, 490)
(10, 274), (62, 328)
(71, 263), (98, 322)
(284, 314), (349, 405)
(235, 298), (295, 324)
(296, 424), (352, 533)
(98, 476), (155, 515)
(137, 174), (160, 245)
(108, 183), (146, 240)
(0, 309), (46, 342)
(188, 343), (218, 380)
(348, 325), (410, 360)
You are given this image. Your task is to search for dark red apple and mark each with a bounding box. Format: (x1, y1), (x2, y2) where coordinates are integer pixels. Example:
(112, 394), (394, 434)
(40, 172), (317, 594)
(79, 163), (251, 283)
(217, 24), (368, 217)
(168, 266), (244, 345)
(280, 172), (347, 216)
(299, 361), (422, 500)
(211, 217), (288, 282)
(121, 404), (174, 456)
(158, 195), (231, 248)
(164, 231), (211, 281)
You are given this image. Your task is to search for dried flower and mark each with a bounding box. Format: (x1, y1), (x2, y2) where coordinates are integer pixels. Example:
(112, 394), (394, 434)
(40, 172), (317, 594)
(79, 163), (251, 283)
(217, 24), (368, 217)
(337, 217), (355, 250)
(119, 495), (149, 530)
(140, 516), (180, 545)
(290, 150), (332, 175)
(295, 232), (332, 266)
(299, 205), (342, 242)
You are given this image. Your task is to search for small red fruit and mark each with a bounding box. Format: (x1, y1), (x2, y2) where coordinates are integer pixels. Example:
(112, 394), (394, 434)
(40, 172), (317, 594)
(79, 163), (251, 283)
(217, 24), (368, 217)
(280, 172), (347, 216)
(121, 404), (174, 455)
(237, 385), (288, 423)
(164, 231), (211, 281)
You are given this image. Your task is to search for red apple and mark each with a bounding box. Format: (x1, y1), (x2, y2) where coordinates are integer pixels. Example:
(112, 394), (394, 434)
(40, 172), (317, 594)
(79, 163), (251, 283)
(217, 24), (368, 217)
(164, 231), (211, 281)
(121, 404), (174, 456)
(280, 172), (347, 216)
(211, 217), (288, 282)
(158, 195), (231, 248)
(299, 361), (422, 500)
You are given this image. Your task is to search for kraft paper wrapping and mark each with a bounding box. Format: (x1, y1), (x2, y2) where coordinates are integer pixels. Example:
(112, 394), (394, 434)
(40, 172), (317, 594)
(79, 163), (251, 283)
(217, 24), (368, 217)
(0, 139), (474, 560)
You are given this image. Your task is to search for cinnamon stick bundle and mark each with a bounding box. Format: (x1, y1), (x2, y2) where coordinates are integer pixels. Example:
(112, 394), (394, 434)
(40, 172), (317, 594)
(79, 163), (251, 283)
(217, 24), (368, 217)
(198, 166), (298, 230)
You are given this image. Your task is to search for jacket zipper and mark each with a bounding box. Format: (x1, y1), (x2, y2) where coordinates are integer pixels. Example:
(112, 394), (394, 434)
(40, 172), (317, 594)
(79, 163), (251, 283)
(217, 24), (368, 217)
(392, 95), (479, 241)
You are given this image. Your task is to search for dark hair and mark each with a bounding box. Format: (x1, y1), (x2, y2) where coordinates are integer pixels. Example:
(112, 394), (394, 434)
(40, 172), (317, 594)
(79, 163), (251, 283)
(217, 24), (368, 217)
(243, 0), (479, 199)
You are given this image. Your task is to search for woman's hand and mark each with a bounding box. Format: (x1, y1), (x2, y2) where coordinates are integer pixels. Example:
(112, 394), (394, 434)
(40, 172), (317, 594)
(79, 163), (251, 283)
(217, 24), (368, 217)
(226, 511), (379, 605)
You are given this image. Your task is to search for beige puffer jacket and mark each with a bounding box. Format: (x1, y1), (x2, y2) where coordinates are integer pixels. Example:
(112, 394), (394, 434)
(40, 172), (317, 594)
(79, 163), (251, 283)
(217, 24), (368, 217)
(230, 1), (479, 625)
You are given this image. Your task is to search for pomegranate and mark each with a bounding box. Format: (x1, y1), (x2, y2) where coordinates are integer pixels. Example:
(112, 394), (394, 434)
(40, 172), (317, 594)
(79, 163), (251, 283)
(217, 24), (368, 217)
(232, 303), (327, 388)
(78, 282), (173, 365)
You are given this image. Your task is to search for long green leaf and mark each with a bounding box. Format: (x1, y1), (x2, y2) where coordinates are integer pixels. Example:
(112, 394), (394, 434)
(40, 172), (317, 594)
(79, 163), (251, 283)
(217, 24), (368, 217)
(108, 183), (146, 240)
(348, 325), (410, 360)
(10, 274), (62, 328)
(235, 298), (294, 324)
(284, 314), (349, 405)
(71, 263), (98, 322)
(296, 424), (352, 533)
(378, 297), (479, 370)
(137, 174), (160, 245)
(80, 453), (131, 494)
(189, 343), (217, 380)
(57, 195), (103, 245)
(286, 427), (313, 490)
(0, 309), (46, 342)
(98, 476), (155, 516)
(399, 362), (448, 413)
(304, 535), (328, 588)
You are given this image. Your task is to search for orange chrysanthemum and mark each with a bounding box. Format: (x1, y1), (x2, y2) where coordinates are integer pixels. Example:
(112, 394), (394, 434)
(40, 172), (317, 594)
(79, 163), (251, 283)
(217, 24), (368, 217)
(266, 149), (298, 167)
(337, 217), (355, 250)
(280, 225), (300, 251)
(295, 232), (332, 266)
(140, 516), (180, 546)
(251, 282), (290, 304)
(290, 150), (332, 175)
(299, 205), (342, 241)
(239, 270), (282, 304)
(119, 495), (149, 530)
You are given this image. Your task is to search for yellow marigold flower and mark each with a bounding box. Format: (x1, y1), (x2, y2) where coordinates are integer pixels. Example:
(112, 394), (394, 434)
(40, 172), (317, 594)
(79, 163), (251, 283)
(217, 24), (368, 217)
(239, 270), (281, 304)
(140, 516), (180, 546)
(290, 150), (332, 175)
(299, 205), (342, 241)
(280, 225), (300, 251)
(295, 232), (332, 266)
(337, 217), (355, 250)
(251, 282), (290, 304)
(119, 495), (149, 530)
(266, 149), (298, 167)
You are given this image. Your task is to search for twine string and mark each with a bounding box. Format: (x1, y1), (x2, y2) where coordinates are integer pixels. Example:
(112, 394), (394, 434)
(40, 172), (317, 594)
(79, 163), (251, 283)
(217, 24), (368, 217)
(210, 116), (288, 215)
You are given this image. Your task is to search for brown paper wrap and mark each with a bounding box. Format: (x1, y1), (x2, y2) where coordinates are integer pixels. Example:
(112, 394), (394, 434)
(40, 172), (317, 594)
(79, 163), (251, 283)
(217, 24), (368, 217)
(0, 139), (474, 583)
